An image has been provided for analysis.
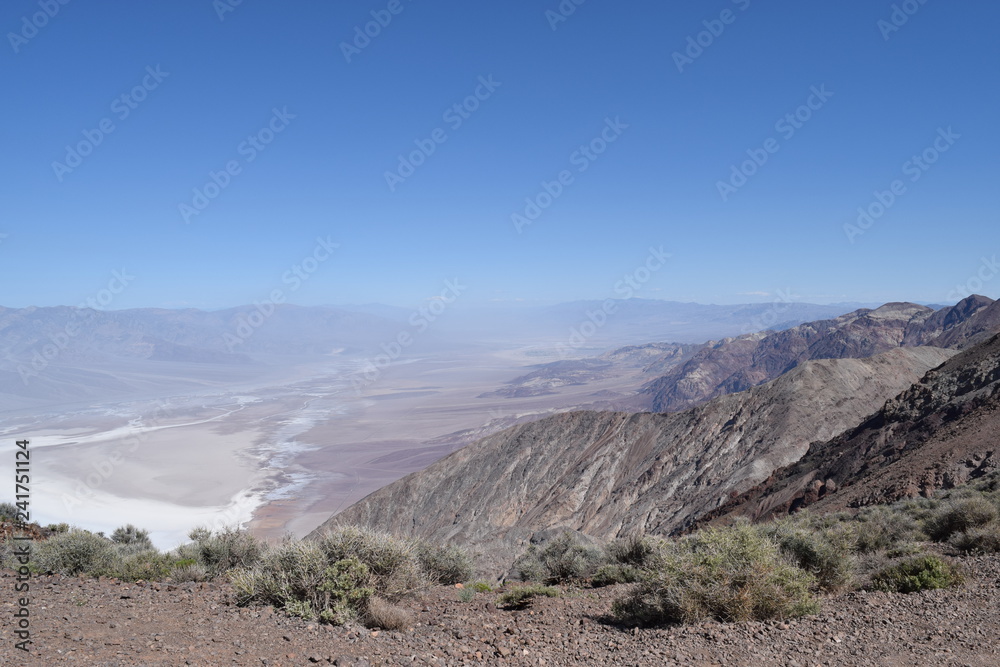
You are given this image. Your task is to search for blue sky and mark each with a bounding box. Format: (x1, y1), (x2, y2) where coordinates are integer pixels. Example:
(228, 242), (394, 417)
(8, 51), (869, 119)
(2, 0), (997, 310)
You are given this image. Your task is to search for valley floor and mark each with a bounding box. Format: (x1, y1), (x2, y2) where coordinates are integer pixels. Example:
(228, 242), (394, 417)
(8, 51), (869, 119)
(3, 554), (999, 666)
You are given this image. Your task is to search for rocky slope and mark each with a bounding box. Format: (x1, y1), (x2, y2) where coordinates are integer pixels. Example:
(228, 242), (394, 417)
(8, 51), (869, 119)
(313, 346), (954, 566)
(640, 296), (997, 413)
(5, 555), (999, 665)
(704, 332), (1000, 524)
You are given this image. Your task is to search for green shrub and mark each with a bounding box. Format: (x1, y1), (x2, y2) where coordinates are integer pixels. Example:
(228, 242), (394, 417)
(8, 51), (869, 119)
(0, 502), (20, 521)
(497, 584), (560, 608)
(170, 560), (208, 582)
(870, 555), (961, 593)
(853, 505), (923, 553)
(606, 535), (661, 568)
(513, 531), (604, 584)
(110, 524), (152, 548)
(612, 524), (818, 626)
(46, 523), (70, 533)
(315, 526), (423, 600)
(104, 549), (175, 581)
(591, 563), (642, 588)
(924, 497), (998, 542)
(457, 587), (476, 602)
(34, 530), (116, 576)
(950, 523), (1000, 554)
(193, 526), (264, 577)
(415, 541), (473, 585)
(470, 581), (493, 593)
(762, 520), (855, 591)
(230, 539), (375, 625)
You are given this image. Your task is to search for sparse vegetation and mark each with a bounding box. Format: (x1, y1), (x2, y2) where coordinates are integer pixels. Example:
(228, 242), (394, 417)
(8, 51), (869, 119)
(611, 523), (818, 626)
(33, 529), (117, 576)
(111, 523), (153, 548)
(513, 531), (604, 584)
(591, 563), (643, 587)
(314, 526), (425, 601)
(190, 525), (265, 577)
(497, 584), (561, 608)
(950, 524), (1000, 554)
(762, 515), (856, 591)
(415, 540), (473, 585)
(10, 471), (1000, 633)
(870, 555), (962, 593)
(924, 497), (998, 542)
(0, 501), (22, 521)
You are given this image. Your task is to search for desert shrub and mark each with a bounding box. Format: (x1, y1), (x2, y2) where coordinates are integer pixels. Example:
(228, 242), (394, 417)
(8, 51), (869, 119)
(513, 531), (604, 584)
(591, 563), (642, 588)
(606, 534), (662, 568)
(415, 541), (473, 585)
(612, 524), (818, 626)
(497, 584), (560, 608)
(950, 523), (1000, 554)
(470, 581), (493, 593)
(0, 502), (20, 521)
(33, 530), (116, 576)
(104, 549), (175, 581)
(315, 526), (423, 600)
(763, 519), (855, 591)
(924, 497), (998, 541)
(46, 523), (70, 533)
(230, 539), (375, 625)
(457, 587), (477, 602)
(870, 555), (961, 593)
(188, 526), (212, 542)
(365, 596), (413, 630)
(853, 505), (924, 553)
(170, 559), (208, 582)
(110, 524), (152, 548)
(193, 526), (264, 577)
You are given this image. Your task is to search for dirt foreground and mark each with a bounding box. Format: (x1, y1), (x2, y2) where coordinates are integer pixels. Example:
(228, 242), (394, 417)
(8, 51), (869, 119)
(2, 554), (999, 666)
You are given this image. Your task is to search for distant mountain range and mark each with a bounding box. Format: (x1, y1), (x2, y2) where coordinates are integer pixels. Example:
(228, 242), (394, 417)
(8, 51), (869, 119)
(0, 298), (868, 411)
(639, 296), (999, 412)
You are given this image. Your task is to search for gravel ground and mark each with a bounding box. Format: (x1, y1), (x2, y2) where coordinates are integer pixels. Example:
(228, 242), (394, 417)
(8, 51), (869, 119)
(2, 554), (999, 666)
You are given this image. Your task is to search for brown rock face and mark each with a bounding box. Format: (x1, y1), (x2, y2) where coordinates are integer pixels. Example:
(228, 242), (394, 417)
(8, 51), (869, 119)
(311, 347), (954, 568)
(640, 296), (996, 413)
(707, 332), (1000, 524)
